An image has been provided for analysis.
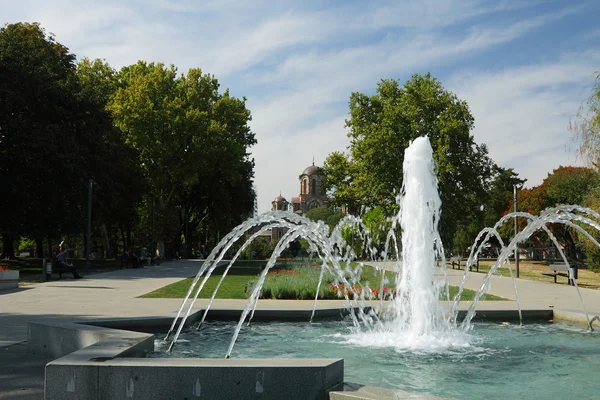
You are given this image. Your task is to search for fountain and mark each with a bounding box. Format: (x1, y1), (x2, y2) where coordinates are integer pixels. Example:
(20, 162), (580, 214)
(36, 136), (600, 399)
(159, 136), (600, 399)
(167, 137), (600, 344)
(166, 136), (469, 355)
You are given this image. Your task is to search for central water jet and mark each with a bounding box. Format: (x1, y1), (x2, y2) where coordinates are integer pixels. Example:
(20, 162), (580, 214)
(394, 136), (445, 336)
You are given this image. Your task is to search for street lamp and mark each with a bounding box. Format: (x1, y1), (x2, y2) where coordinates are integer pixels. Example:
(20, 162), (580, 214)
(513, 184), (519, 278)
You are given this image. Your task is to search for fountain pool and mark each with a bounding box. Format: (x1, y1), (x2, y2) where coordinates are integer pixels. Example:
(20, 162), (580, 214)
(155, 320), (600, 400)
(157, 135), (600, 399)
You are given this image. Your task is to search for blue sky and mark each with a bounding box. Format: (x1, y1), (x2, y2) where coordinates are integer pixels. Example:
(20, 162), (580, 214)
(3, 0), (599, 212)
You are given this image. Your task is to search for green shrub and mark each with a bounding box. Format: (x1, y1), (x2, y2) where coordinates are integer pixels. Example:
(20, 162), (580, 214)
(244, 265), (340, 300)
(18, 236), (36, 255)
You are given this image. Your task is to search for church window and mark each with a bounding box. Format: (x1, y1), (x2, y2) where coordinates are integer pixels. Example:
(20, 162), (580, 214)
(311, 178), (316, 194)
(303, 179), (307, 195)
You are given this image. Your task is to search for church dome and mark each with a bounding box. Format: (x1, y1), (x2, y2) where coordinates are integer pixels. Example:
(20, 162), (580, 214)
(301, 165), (318, 176)
(273, 195), (287, 203)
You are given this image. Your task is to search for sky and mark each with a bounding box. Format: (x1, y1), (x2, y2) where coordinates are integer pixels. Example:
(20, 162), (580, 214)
(3, 0), (599, 212)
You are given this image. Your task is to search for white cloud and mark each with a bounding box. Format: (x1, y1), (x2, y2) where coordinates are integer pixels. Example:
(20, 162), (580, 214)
(252, 116), (349, 210)
(447, 50), (600, 188)
(2, 0), (597, 212)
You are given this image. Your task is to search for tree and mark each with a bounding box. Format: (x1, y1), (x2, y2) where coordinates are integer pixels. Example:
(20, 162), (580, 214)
(361, 206), (391, 254)
(321, 152), (360, 214)
(570, 72), (600, 167)
(543, 166), (598, 259)
(0, 23), (111, 258)
(483, 167), (526, 228)
(502, 166), (598, 259)
(582, 186), (600, 271)
(323, 74), (494, 247)
(75, 58), (146, 256)
(304, 206), (346, 232)
(544, 166), (597, 206)
(107, 62), (256, 256)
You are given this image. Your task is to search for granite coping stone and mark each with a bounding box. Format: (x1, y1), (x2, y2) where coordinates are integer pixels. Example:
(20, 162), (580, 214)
(33, 312), (345, 400)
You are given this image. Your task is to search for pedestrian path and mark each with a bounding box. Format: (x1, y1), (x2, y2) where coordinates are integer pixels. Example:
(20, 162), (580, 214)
(369, 261), (600, 313)
(2, 259), (599, 347)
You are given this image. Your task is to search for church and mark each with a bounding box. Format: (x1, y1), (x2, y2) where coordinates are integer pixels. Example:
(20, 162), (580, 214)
(271, 161), (328, 215)
(268, 161), (329, 241)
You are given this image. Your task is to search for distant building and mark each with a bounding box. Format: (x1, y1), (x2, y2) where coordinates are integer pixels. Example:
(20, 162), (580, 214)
(266, 161), (329, 241)
(290, 161), (328, 215)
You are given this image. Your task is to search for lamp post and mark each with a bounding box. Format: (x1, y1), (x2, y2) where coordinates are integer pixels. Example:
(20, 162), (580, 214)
(151, 199), (155, 262)
(86, 179), (93, 272)
(513, 184), (519, 278)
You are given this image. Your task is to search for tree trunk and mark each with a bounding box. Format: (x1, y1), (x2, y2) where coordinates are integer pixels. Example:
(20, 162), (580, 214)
(100, 223), (110, 258)
(36, 237), (44, 258)
(1, 233), (15, 259)
(47, 237), (54, 260)
(83, 232), (87, 258)
(119, 226), (126, 255)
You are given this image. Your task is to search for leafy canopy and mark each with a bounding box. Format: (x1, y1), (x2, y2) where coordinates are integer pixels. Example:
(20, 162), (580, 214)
(323, 73), (494, 245)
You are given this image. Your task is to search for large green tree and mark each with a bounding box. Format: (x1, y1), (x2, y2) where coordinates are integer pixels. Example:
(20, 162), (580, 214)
(483, 167), (526, 228)
(0, 23), (112, 258)
(107, 62), (256, 256)
(304, 206), (346, 232)
(75, 58), (146, 255)
(323, 74), (494, 247)
(503, 166), (598, 259)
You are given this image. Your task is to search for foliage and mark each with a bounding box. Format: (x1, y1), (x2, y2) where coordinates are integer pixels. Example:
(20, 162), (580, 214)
(249, 266), (337, 300)
(544, 166), (597, 205)
(107, 62), (256, 256)
(75, 58), (146, 250)
(570, 72), (600, 166)
(304, 206), (346, 231)
(287, 239), (302, 258)
(0, 21), (257, 260)
(579, 185), (600, 271)
(483, 167), (526, 228)
(243, 237), (277, 260)
(0, 23), (117, 258)
(501, 166), (600, 260)
(323, 74), (494, 248)
(18, 236), (36, 254)
(361, 206), (391, 254)
(321, 152), (360, 214)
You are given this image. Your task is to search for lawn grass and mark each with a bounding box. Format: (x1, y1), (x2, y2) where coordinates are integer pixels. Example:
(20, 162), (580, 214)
(140, 266), (262, 299)
(447, 285), (506, 301)
(475, 260), (600, 289)
(140, 260), (507, 301)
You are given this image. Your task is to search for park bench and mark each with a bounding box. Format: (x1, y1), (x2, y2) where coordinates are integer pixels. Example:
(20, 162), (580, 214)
(121, 247), (158, 268)
(447, 256), (479, 272)
(139, 248), (153, 266)
(48, 258), (73, 280)
(541, 263), (586, 286)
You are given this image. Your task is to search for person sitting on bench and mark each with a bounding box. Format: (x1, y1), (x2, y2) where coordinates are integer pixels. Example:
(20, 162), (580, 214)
(123, 249), (141, 268)
(57, 245), (83, 279)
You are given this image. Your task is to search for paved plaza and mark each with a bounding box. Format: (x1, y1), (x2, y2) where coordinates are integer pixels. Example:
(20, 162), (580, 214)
(1, 259), (599, 399)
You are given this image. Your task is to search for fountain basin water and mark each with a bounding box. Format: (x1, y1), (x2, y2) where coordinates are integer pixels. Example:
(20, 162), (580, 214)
(155, 319), (600, 400)
(31, 306), (599, 400)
